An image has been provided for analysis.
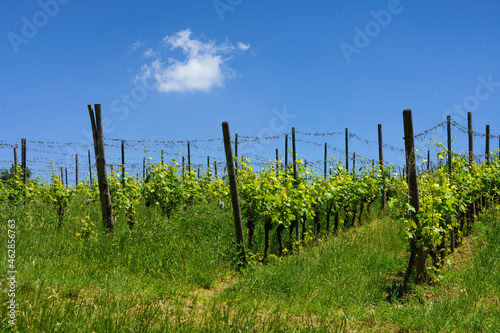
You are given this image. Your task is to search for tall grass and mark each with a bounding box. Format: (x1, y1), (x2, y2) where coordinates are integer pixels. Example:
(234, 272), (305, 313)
(0, 196), (498, 332)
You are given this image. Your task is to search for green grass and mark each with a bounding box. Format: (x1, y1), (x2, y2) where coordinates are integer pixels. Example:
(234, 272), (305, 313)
(1, 197), (499, 332)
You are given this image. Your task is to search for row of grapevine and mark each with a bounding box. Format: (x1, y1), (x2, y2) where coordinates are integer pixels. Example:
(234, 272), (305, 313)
(0, 157), (394, 243)
(1, 150), (499, 283)
(390, 150), (500, 282)
(236, 157), (394, 257)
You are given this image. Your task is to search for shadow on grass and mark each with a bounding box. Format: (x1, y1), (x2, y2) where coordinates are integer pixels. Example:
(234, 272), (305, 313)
(384, 271), (410, 303)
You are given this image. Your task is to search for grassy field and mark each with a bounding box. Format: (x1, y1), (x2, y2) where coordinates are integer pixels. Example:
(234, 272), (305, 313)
(1, 197), (499, 332)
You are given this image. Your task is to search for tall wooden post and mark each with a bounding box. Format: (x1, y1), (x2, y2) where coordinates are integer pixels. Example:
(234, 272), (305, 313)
(235, 133), (238, 176)
(447, 116), (455, 252)
(292, 127), (299, 240)
(65, 167), (68, 188)
(207, 156), (210, 175)
(214, 161), (218, 179)
(276, 149), (279, 176)
(284, 134), (288, 171)
(403, 109), (426, 286)
(75, 154), (79, 186)
(222, 122), (247, 266)
(21, 138), (27, 184)
(88, 150), (92, 185)
(88, 104), (114, 233)
(161, 150), (164, 166)
(345, 129), (351, 229)
(427, 150), (430, 170)
(485, 125), (490, 165)
(121, 140), (126, 188)
(24, 138), (27, 182)
(352, 152), (356, 174)
(468, 112), (473, 166)
(324, 143), (327, 179)
(182, 156), (185, 180)
(60, 167), (64, 183)
(187, 141), (191, 173)
(447, 116), (452, 175)
(143, 157), (146, 179)
(13, 147), (18, 173)
(292, 127), (297, 182)
(345, 128), (349, 172)
(378, 124), (386, 209)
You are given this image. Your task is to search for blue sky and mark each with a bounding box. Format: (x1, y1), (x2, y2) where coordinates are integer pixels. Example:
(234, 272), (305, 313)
(1, 0), (499, 180)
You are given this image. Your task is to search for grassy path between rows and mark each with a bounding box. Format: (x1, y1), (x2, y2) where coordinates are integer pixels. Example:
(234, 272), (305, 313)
(1, 201), (499, 332)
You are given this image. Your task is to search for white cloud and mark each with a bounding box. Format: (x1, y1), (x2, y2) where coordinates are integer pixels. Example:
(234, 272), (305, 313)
(237, 42), (251, 51)
(135, 29), (250, 93)
(129, 40), (146, 51)
(143, 48), (156, 58)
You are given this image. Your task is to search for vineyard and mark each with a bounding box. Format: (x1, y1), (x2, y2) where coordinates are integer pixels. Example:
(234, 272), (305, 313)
(1, 109), (499, 331)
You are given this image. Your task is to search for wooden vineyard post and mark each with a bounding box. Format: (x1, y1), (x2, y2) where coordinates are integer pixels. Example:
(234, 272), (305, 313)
(88, 150), (92, 185)
(466, 112), (475, 233)
(292, 127), (297, 182)
(292, 127), (299, 241)
(207, 156), (210, 175)
(345, 129), (349, 171)
(378, 124), (386, 210)
(75, 154), (79, 187)
(276, 149), (279, 176)
(143, 157), (146, 179)
(221, 122), (247, 266)
(13, 147), (18, 173)
(65, 167), (68, 188)
(345, 128), (351, 229)
(161, 150), (164, 166)
(427, 150), (430, 171)
(20, 140), (23, 180)
(403, 109), (426, 287)
(284, 134), (288, 171)
(324, 143), (327, 179)
(353, 152), (356, 175)
(235, 133), (238, 176)
(60, 167), (64, 183)
(88, 104), (114, 233)
(468, 112), (474, 166)
(187, 142), (191, 173)
(121, 140), (126, 188)
(447, 116), (455, 252)
(182, 156), (185, 180)
(214, 161), (218, 179)
(485, 125), (490, 165)
(21, 138), (27, 184)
